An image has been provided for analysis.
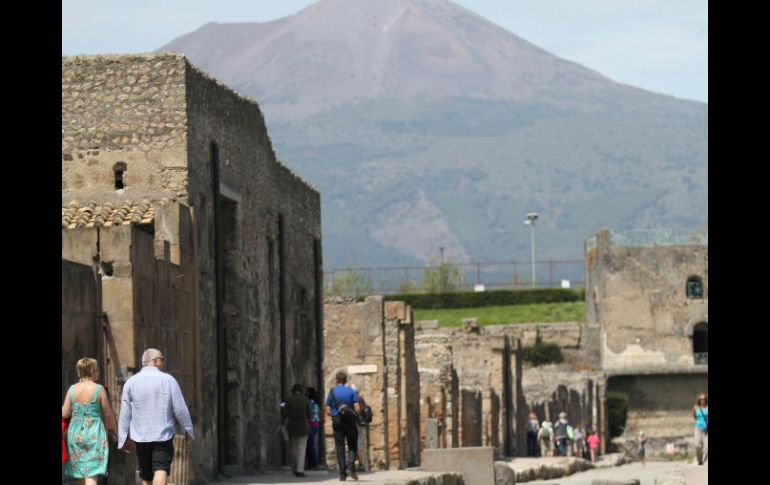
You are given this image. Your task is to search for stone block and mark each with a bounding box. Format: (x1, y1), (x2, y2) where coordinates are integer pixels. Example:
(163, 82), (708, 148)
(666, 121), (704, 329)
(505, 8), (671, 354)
(591, 480), (640, 485)
(418, 320), (439, 330)
(494, 462), (515, 485)
(421, 447), (495, 485)
(385, 300), (407, 321)
(425, 419), (439, 449)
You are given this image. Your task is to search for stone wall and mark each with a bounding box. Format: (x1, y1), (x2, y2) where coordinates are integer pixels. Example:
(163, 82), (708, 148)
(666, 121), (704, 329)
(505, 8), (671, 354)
(62, 54), (189, 203)
(323, 297), (418, 470)
(608, 374), (708, 459)
(585, 229), (708, 451)
(586, 229), (708, 374)
(414, 321), (604, 458)
(184, 59), (322, 476)
(61, 259), (99, 400)
(62, 54), (323, 480)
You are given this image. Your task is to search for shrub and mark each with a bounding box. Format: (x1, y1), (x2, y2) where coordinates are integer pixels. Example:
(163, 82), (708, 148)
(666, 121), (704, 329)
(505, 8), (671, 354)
(606, 391), (629, 439)
(521, 337), (564, 366)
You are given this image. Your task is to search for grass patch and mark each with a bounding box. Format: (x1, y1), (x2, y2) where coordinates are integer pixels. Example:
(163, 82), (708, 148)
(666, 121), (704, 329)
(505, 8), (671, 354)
(414, 301), (585, 327)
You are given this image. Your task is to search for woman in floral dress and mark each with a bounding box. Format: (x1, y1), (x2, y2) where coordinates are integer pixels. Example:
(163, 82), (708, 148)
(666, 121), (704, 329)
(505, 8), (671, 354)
(62, 358), (118, 484)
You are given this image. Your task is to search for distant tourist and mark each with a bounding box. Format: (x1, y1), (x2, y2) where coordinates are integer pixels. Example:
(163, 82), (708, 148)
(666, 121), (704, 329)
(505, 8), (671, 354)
(573, 424), (586, 459)
(62, 357), (118, 484)
(526, 413), (540, 457)
(306, 387), (322, 469)
(553, 412), (571, 456)
(538, 420), (554, 457)
(326, 371), (361, 481)
(693, 393), (708, 465)
(352, 385), (373, 472)
(118, 348), (194, 485)
(283, 384), (312, 477)
(637, 431), (647, 465)
(586, 429), (600, 464)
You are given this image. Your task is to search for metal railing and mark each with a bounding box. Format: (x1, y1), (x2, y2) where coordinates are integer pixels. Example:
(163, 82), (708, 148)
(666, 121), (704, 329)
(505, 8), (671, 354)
(325, 259), (585, 295)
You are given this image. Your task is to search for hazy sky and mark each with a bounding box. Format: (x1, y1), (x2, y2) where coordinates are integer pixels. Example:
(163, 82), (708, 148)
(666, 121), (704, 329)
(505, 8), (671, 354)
(62, 0), (708, 103)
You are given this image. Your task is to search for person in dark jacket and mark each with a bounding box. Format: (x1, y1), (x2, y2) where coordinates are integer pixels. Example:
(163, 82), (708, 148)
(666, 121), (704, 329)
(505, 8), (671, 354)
(283, 384), (312, 477)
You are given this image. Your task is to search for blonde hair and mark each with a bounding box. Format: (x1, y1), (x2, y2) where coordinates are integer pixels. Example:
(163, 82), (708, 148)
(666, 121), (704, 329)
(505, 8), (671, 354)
(76, 357), (99, 380)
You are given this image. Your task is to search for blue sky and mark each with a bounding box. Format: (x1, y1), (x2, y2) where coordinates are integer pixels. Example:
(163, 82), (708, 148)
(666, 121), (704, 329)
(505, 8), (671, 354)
(62, 0), (707, 103)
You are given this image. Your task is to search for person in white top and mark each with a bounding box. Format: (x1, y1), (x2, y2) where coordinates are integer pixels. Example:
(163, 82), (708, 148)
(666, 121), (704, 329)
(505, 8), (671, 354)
(118, 348), (194, 485)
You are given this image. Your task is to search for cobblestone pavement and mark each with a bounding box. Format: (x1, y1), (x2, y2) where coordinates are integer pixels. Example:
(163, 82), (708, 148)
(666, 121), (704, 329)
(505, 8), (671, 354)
(524, 461), (707, 485)
(203, 469), (461, 485)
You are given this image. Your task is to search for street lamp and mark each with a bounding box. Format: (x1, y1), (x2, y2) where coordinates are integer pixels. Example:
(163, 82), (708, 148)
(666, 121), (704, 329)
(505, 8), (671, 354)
(524, 213), (539, 289)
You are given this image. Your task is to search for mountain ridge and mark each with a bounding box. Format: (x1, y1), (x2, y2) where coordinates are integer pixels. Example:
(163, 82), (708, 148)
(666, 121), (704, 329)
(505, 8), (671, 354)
(158, 0), (707, 269)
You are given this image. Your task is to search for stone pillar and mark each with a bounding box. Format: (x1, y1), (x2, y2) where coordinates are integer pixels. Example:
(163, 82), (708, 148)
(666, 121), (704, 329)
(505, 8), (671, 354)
(598, 381), (607, 455)
(425, 419), (439, 449)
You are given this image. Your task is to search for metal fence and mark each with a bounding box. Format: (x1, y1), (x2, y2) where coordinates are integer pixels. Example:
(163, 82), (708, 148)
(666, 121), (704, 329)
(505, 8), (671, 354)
(325, 259), (585, 295)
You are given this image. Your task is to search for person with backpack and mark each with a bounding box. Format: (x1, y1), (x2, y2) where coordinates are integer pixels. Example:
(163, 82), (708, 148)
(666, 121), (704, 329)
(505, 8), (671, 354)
(693, 393), (708, 465)
(553, 412), (571, 456)
(538, 420), (553, 457)
(326, 372), (361, 481)
(352, 386), (373, 472)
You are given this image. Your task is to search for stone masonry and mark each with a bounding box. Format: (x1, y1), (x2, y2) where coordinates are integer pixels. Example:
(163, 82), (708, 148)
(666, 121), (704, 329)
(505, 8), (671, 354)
(62, 54), (323, 482)
(323, 297), (420, 470)
(585, 228), (708, 458)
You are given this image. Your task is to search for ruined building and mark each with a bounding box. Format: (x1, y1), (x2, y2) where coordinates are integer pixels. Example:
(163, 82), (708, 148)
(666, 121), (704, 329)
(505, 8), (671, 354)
(585, 228), (708, 456)
(62, 54), (323, 483)
(323, 227), (707, 464)
(323, 297), (421, 470)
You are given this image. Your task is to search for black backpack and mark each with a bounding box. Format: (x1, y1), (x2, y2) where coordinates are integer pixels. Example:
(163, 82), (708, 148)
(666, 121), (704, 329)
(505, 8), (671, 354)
(359, 403), (373, 425)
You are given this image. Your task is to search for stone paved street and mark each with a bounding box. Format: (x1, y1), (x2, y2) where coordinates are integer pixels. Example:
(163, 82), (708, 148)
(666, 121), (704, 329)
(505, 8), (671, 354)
(524, 461), (707, 485)
(204, 469), (462, 485)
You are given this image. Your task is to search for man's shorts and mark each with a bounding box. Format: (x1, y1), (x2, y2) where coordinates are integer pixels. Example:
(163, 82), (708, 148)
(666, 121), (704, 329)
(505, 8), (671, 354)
(135, 438), (174, 481)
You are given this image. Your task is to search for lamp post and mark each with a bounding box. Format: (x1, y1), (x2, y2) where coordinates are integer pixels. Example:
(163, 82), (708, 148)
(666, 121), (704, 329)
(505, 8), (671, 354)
(524, 213), (539, 288)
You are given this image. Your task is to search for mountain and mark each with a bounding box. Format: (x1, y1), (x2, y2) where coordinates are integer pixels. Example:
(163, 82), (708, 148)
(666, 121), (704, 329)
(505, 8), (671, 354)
(159, 0), (708, 271)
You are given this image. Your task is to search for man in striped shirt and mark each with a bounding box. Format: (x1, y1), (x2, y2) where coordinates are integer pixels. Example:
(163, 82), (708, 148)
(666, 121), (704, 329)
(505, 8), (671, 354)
(118, 348), (194, 485)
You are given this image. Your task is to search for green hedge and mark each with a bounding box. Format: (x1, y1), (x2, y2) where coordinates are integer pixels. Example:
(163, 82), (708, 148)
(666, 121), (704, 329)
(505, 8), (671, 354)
(380, 288), (584, 310)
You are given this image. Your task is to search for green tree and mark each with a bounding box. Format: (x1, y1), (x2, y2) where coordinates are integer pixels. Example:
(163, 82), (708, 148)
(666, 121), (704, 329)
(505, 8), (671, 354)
(421, 257), (464, 293)
(328, 268), (371, 297)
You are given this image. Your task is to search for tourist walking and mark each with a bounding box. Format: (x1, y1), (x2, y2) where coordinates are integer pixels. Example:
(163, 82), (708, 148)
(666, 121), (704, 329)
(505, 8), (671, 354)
(573, 424), (586, 459)
(62, 357), (118, 484)
(637, 431), (647, 465)
(526, 413), (540, 457)
(306, 387), (322, 469)
(586, 429), (600, 464)
(326, 371), (361, 481)
(538, 420), (553, 457)
(283, 384), (312, 477)
(553, 412), (571, 456)
(693, 393), (708, 465)
(118, 348), (194, 485)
